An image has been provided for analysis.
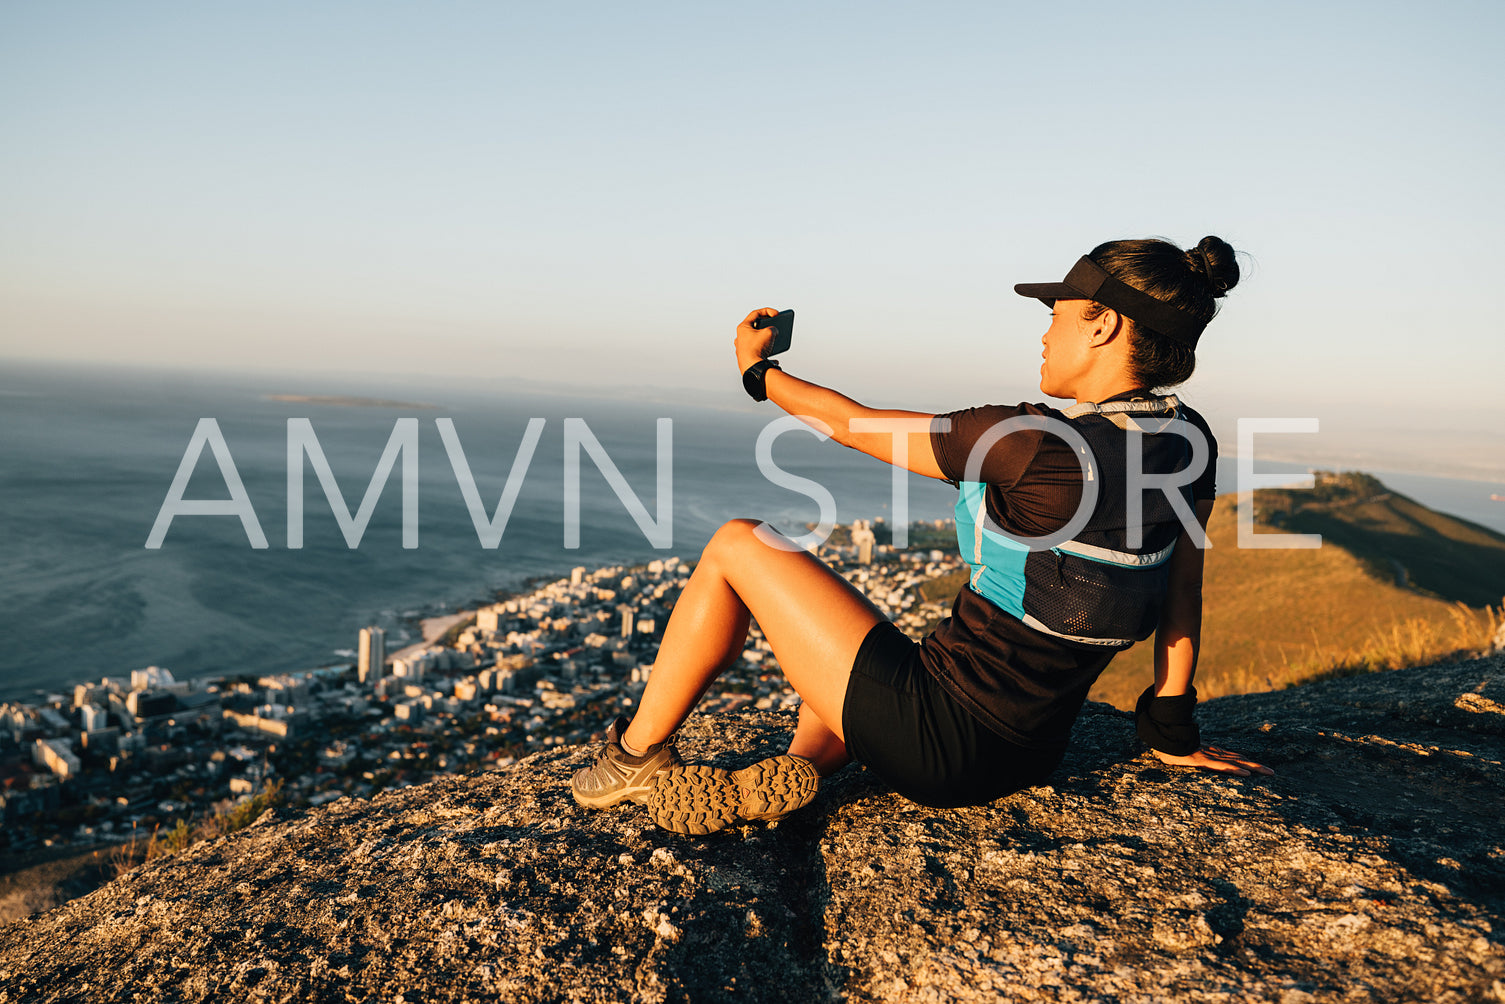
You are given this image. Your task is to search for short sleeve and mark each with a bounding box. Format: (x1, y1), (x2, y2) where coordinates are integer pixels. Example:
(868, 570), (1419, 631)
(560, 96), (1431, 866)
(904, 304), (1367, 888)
(929, 403), (1053, 488)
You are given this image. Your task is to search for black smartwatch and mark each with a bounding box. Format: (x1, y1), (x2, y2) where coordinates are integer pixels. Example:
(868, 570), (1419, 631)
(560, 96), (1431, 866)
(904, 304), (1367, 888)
(741, 359), (782, 402)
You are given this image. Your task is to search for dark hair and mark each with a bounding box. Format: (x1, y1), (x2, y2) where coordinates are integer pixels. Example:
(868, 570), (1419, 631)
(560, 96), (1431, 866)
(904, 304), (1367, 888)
(1081, 236), (1240, 389)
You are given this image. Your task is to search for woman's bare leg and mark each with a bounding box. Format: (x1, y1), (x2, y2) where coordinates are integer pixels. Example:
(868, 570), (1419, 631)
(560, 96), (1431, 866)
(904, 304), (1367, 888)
(788, 701), (853, 776)
(622, 518), (885, 773)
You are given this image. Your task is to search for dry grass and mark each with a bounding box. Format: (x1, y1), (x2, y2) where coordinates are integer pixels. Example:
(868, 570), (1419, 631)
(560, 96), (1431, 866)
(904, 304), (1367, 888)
(107, 780), (284, 879)
(1203, 602), (1501, 698)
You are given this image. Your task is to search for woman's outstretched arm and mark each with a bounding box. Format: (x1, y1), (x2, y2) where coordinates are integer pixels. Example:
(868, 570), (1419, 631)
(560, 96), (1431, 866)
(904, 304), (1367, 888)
(1149, 498), (1274, 776)
(735, 308), (948, 480)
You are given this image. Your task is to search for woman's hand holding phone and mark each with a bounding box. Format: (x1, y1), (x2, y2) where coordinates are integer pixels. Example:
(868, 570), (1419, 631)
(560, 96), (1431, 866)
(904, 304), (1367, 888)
(736, 307), (785, 371)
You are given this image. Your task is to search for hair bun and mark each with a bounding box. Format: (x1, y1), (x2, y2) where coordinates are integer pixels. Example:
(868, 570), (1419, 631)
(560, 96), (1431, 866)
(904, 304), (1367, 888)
(1187, 235), (1239, 297)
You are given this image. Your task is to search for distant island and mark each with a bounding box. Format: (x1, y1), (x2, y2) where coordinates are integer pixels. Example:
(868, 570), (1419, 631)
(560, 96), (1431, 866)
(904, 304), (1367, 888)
(263, 394), (437, 409)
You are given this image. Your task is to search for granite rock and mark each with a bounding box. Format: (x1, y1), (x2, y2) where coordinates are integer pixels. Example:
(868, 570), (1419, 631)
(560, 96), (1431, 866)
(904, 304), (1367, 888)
(2, 656), (1503, 1003)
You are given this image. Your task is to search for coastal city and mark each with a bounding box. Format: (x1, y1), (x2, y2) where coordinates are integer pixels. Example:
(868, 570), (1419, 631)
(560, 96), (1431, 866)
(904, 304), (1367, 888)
(0, 519), (964, 860)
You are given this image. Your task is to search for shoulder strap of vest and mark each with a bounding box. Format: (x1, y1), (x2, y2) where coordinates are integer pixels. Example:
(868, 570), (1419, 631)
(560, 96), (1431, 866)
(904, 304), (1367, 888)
(1062, 394), (1180, 432)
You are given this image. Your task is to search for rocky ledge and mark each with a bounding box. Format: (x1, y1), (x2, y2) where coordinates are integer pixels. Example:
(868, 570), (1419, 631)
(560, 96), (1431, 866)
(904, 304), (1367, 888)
(2, 656), (1503, 1003)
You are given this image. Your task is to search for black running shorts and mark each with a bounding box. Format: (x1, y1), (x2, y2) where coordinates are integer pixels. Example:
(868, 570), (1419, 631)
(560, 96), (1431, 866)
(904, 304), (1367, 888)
(841, 620), (1062, 808)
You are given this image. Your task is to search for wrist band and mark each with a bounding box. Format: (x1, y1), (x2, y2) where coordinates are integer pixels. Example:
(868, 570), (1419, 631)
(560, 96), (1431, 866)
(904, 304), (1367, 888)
(741, 359), (782, 402)
(1135, 685), (1200, 756)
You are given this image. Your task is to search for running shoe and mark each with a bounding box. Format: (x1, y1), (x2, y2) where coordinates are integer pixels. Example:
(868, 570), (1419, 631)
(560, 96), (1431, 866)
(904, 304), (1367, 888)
(571, 716), (682, 809)
(646, 755), (819, 835)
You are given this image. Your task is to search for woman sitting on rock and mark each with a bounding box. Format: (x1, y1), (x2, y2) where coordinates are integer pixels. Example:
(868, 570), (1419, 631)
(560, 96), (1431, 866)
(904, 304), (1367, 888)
(573, 236), (1273, 834)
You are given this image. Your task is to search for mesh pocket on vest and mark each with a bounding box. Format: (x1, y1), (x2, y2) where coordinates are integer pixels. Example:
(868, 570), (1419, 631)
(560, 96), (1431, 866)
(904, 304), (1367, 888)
(1021, 550), (1169, 643)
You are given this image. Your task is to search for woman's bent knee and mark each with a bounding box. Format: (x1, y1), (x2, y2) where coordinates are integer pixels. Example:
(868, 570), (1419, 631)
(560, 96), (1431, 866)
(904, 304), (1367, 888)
(704, 518), (768, 564)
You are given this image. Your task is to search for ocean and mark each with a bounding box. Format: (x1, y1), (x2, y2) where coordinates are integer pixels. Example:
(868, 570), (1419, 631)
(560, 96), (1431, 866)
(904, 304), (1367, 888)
(3, 362), (1502, 702)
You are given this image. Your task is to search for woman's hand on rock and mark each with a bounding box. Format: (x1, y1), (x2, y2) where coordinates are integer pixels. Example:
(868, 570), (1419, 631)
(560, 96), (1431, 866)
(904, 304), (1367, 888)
(1152, 745), (1274, 777)
(735, 308), (779, 372)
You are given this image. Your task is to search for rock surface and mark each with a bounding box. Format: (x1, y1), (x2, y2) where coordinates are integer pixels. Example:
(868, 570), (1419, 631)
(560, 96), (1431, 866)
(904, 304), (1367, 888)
(2, 656), (1504, 1003)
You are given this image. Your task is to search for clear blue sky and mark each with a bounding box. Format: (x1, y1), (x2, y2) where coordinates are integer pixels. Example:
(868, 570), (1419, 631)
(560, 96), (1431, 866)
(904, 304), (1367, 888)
(3, 1), (1502, 478)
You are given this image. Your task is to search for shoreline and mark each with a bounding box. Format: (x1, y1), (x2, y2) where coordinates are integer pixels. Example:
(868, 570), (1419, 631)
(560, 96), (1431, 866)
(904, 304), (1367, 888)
(387, 610), (477, 665)
(385, 573), (555, 669)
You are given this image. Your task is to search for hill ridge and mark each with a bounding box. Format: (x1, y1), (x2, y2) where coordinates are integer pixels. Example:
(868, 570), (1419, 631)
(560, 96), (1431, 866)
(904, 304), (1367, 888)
(1088, 471), (1505, 707)
(1254, 469), (1505, 606)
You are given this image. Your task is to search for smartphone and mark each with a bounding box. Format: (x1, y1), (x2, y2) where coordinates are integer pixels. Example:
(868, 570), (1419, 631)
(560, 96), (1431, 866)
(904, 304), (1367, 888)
(750, 309), (794, 356)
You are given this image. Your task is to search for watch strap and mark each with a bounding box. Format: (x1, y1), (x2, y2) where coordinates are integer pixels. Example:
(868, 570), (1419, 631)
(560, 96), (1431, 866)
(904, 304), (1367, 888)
(741, 359), (782, 402)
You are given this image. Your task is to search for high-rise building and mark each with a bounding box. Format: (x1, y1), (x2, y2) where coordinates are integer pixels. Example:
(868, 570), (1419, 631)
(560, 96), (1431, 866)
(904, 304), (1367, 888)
(852, 519), (877, 565)
(620, 605), (635, 638)
(130, 665), (175, 691)
(259, 674), (310, 708)
(81, 704), (108, 733)
(73, 683), (107, 709)
(358, 626), (386, 684)
(127, 690), (177, 719)
(34, 738), (81, 778)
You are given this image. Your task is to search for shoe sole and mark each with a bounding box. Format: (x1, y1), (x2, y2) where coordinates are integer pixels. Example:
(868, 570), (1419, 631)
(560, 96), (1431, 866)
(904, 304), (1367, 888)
(646, 756), (819, 835)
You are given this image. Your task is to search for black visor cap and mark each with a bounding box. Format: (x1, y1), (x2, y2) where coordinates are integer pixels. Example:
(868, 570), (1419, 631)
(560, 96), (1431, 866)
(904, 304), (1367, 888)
(1014, 255), (1206, 347)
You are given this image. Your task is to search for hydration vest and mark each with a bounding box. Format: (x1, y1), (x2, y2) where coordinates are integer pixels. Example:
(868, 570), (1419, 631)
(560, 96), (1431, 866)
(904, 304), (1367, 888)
(952, 395), (1199, 648)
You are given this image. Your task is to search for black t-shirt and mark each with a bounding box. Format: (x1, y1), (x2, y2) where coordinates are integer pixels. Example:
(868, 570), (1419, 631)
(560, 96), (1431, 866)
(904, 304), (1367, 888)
(920, 393), (1219, 750)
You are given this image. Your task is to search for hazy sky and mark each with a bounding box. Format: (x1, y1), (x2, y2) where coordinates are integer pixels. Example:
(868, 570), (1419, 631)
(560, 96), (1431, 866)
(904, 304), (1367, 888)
(3, 2), (1503, 477)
